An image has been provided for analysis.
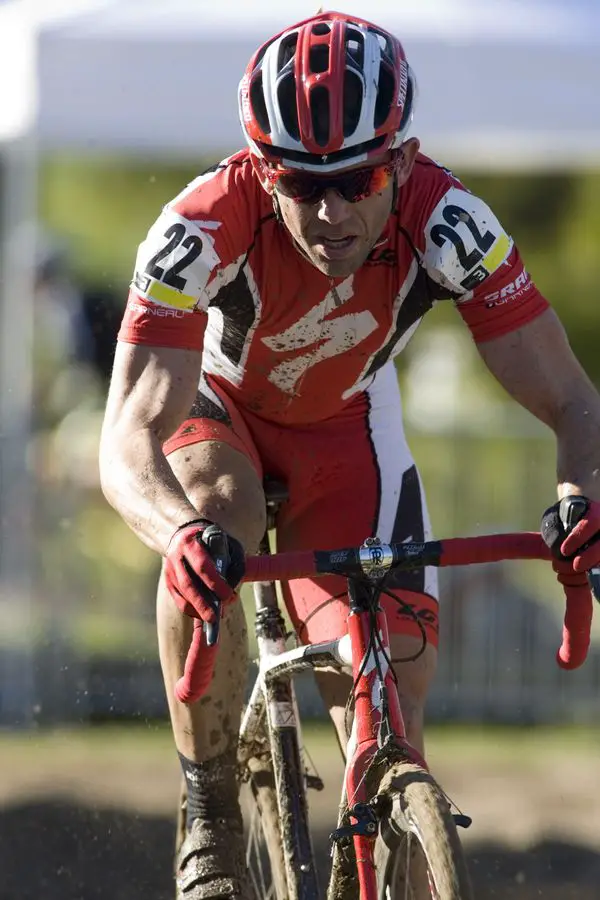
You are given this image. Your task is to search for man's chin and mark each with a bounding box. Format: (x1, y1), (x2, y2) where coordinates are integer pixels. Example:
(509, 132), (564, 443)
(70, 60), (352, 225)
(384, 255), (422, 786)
(306, 246), (367, 278)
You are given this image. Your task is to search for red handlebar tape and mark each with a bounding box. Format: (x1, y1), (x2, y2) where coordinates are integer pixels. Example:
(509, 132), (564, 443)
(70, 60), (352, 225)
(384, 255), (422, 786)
(175, 532), (591, 703)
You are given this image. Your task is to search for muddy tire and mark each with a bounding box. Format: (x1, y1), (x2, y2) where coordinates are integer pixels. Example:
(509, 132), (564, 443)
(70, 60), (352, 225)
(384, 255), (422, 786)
(373, 761), (473, 900)
(241, 750), (289, 900)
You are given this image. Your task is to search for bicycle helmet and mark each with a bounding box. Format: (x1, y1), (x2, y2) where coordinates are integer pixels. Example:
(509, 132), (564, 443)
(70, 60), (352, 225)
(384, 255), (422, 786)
(238, 11), (417, 174)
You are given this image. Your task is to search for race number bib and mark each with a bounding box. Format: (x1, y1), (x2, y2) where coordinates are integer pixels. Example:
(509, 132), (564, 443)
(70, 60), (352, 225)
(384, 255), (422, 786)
(423, 188), (513, 294)
(131, 209), (221, 311)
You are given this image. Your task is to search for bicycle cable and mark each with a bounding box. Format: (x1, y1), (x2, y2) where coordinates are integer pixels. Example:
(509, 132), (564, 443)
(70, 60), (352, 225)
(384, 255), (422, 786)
(336, 567), (428, 743)
(334, 566), (428, 663)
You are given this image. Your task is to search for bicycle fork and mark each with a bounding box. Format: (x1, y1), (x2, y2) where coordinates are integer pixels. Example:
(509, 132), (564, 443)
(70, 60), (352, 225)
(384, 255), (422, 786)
(331, 578), (419, 900)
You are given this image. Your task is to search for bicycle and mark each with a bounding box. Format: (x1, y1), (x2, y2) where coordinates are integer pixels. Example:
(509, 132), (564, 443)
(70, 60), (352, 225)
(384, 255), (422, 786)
(174, 486), (599, 900)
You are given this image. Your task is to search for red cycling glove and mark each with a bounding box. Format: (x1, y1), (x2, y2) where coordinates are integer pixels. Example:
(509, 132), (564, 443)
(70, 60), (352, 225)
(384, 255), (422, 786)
(541, 495), (600, 669)
(559, 499), (600, 572)
(164, 519), (245, 622)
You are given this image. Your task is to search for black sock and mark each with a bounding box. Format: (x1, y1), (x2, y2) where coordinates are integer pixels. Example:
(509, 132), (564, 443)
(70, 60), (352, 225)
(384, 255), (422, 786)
(178, 750), (241, 832)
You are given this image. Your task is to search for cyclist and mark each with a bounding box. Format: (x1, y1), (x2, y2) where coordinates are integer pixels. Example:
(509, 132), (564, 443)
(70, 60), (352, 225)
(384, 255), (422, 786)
(99, 11), (600, 899)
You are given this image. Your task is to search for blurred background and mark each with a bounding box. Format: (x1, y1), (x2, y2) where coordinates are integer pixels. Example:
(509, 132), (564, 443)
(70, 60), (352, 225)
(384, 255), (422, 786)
(1, 1), (600, 898)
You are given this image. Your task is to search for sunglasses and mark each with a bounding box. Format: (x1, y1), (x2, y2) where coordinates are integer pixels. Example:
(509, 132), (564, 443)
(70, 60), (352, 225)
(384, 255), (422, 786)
(270, 161), (395, 204)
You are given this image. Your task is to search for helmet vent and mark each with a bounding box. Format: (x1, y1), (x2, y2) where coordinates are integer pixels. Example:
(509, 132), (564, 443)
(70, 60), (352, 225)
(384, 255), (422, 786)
(249, 73), (271, 135)
(309, 44), (329, 74)
(374, 64), (394, 128)
(346, 26), (364, 68)
(312, 23), (330, 36)
(374, 29), (395, 68)
(278, 75), (300, 140)
(310, 85), (330, 147)
(278, 33), (298, 70)
(343, 71), (363, 136)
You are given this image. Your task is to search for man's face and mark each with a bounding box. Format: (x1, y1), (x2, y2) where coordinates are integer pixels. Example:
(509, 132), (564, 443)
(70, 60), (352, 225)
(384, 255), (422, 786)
(268, 139), (420, 279)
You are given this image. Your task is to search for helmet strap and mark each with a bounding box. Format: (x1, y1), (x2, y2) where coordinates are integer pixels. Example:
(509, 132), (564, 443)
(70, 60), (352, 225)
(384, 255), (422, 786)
(391, 170), (399, 213)
(272, 192), (283, 224)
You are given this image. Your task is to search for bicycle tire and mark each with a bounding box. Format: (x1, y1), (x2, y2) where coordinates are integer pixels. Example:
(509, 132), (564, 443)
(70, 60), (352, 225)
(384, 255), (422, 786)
(373, 761), (473, 900)
(241, 743), (289, 900)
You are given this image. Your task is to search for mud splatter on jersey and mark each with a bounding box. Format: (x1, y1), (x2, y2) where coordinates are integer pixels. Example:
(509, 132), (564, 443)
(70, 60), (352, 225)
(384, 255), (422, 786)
(119, 149), (548, 424)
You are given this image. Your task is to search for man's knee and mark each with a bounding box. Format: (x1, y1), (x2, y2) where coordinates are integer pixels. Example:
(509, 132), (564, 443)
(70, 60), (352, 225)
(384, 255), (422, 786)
(391, 635), (437, 753)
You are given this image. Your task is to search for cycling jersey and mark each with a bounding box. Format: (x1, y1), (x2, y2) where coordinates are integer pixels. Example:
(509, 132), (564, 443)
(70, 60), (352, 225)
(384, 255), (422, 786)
(118, 149), (548, 426)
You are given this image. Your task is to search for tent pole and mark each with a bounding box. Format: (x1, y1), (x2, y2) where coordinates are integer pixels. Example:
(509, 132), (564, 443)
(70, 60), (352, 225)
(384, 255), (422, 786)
(0, 133), (37, 725)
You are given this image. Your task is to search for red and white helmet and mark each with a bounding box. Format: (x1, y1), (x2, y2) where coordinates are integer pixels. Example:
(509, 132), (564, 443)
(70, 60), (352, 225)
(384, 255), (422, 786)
(238, 11), (417, 174)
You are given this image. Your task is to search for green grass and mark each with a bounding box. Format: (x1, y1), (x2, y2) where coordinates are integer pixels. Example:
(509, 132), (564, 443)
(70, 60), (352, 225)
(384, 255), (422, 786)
(3, 721), (598, 765)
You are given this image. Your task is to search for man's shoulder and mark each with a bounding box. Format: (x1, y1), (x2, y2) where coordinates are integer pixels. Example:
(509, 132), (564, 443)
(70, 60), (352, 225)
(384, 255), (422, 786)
(129, 150), (269, 312)
(404, 152), (465, 207)
(168, 148), (263, 222)
(404, 153), (513, 297)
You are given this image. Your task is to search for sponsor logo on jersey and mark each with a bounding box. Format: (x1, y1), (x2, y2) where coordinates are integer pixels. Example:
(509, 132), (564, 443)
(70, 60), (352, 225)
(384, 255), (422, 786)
(261, 279), (379, 395)
(128, 301), (186, 318)
(483, 268), (531, 307)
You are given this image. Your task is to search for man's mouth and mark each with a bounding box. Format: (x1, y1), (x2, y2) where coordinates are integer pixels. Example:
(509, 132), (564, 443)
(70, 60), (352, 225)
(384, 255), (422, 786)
(316, 235), (358, 257)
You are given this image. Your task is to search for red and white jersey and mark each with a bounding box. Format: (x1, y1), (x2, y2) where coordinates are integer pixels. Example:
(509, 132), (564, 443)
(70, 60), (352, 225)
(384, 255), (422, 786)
(119, 149), (548, 425)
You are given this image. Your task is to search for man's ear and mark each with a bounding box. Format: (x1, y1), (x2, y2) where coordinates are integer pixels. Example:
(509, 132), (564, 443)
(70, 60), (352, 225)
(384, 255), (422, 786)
(250, 154), (276, 195)
(395, 137), (420, 186)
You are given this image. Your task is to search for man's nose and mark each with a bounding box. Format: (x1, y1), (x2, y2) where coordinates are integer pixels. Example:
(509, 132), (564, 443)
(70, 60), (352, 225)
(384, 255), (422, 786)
(316, 189), (352, 225)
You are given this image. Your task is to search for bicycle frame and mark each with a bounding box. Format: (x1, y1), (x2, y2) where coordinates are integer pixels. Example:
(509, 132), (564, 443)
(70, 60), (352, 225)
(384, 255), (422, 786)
(239, 539), (423, 900)
(177, 522), (595, 898)
(342, 577), (425, 900)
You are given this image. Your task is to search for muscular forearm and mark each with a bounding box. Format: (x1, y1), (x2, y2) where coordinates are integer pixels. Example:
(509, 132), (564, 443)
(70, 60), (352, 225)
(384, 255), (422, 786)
(100, 426), (199, 555)
(554, 392), (600, 503)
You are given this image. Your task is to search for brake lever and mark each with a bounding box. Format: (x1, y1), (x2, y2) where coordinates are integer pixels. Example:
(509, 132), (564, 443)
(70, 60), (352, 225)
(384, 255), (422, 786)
(559, 496), (600, 605)
(203, 599), (221, 646)
(199, 524), (232, 646)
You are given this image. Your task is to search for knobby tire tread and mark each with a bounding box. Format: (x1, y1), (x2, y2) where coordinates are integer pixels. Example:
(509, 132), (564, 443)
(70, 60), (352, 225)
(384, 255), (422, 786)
(374, 761), (473, 900)
(243, 748), (289, 900)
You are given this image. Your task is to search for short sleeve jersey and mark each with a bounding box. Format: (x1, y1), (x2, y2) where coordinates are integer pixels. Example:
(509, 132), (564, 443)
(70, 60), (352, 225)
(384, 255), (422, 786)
(119, 149), (548, 425)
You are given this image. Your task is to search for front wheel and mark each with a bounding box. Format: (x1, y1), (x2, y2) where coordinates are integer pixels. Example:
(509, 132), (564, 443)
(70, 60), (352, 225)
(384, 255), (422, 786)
(373, 761), (473, 900)
(241, 749), (289, 900)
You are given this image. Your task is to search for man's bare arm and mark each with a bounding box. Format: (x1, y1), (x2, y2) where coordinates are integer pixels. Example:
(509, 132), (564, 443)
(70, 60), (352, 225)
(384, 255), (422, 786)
(477, 307), (600, 502)
(99, 342), (203, 554)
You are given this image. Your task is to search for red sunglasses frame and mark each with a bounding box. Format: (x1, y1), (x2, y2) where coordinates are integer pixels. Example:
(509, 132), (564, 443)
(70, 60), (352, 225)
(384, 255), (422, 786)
(265, 157), (400, 204)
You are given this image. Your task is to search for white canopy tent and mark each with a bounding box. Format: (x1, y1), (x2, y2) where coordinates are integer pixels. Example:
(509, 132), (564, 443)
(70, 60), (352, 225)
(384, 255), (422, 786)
(33, 0), (600, 169)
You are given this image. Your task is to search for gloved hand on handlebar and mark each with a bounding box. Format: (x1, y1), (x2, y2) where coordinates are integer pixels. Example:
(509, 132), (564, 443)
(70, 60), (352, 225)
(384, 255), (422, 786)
(164, 519), (245, 622)
(541, 495), (600, 570)
(541, 495), (600, 669)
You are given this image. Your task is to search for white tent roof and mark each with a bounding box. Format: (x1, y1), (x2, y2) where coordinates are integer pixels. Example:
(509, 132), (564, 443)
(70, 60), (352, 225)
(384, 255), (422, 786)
(0, 1), (36, 141)
(27, 0), (600, 168)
